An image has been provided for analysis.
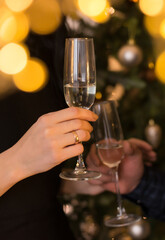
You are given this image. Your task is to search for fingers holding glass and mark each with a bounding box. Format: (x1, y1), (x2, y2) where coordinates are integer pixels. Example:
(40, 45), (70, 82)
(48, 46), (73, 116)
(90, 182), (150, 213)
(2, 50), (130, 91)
(60, 38), (101, 181)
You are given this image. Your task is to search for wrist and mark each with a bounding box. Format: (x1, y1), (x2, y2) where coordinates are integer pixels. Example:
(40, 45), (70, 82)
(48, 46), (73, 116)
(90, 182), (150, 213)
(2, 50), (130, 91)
(0, 146), (25, 196)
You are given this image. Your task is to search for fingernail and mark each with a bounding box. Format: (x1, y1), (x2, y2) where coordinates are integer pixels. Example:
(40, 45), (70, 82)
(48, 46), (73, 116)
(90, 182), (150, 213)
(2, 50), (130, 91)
(93, 113), (98, 120)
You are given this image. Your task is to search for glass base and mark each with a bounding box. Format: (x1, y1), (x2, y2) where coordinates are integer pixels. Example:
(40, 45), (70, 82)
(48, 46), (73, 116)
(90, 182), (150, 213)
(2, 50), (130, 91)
(105, 214), (141, 228)
(59, 169), (101, 181)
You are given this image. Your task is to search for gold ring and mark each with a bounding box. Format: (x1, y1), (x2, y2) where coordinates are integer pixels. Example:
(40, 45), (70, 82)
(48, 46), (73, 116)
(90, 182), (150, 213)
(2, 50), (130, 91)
(72, 131), (79, 144)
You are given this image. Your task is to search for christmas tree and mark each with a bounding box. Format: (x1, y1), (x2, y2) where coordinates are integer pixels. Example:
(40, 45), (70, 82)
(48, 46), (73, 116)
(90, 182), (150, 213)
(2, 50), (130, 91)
(0, 0), (165, 238)
(60, 0), (165, 239)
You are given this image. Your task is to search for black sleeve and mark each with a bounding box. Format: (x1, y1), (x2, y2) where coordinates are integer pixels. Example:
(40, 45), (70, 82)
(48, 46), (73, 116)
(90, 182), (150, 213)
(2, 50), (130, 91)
(124, 166), (165, 221)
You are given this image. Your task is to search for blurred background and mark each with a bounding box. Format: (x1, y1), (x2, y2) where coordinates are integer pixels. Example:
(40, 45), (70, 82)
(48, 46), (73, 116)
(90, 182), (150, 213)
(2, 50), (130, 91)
(0, 0), (165, 239)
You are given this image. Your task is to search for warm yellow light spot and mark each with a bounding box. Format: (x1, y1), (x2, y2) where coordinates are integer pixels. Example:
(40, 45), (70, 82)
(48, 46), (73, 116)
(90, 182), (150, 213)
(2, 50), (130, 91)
(26, 0), (62, 35)
(78, 0), (107, 17)
(60, 0), (78, 18)
(13, 58), (48, 92)
(90, 1), (111, 23)
(160, 19), (165, 38)
(144, 15), (164, 37)
(155, 51), (165, 83)
(96, 92), (102, 100)
(139, 0), (164, 16)
(13, 13), (30, 42)
(0, 7), (16, 45)
(5, 0), (33, 12)
(0, 0), (4, 6)
(0, 15), (16, 44)
(0, 43), (28, 74)
(0, 11), (29, 44)
(148, 62), (154, 69)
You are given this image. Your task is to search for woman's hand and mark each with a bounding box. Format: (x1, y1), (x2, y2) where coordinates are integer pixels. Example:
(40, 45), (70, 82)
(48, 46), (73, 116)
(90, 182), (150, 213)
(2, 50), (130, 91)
(0, 107), (98, 195)
(86, 138), (157, 194)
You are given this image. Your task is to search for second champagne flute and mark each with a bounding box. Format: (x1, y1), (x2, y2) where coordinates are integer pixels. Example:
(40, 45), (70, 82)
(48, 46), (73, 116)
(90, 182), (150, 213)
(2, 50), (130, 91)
(93, 100), (141, 227)
(60, 38), (101, 181)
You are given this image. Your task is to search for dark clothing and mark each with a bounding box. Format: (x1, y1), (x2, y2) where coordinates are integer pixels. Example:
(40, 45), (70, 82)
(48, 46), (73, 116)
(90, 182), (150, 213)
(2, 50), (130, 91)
(0, 23), (75, 239)
(125, 166), (165, 221)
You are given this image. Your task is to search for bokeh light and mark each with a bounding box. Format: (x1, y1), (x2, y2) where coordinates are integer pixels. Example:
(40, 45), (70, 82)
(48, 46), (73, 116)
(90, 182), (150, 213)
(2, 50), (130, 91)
(13, 58), (48, 92)
(90, 1), (111, 23)
(155, 51), (165, 83)
(0, 0), (4, 5)
(160, 19), (165, 38)
(139, 0), (164, 16)
(96, 91), (102, 100)
(0, 43), (28, 74)
(144, 15), (164, 37)
(26, 0), (62, 35)
(0, 10), (29, 44)
(60, 0), (78, 18)
(0, 6), (16, 45)
(148, 61), (155, 69)
(78, 0), (107, 17)
(5, 0), (33, 12)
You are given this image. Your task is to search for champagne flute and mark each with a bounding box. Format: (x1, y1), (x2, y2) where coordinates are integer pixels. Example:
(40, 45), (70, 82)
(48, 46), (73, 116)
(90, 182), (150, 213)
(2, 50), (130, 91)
(92, 100), (141, 227)
(59, 38), (101, 181)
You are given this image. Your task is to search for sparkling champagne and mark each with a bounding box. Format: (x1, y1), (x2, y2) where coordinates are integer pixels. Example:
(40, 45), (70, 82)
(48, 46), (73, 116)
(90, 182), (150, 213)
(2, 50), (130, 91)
(96, 143), (124, 168)
(64, 83), (96, 109)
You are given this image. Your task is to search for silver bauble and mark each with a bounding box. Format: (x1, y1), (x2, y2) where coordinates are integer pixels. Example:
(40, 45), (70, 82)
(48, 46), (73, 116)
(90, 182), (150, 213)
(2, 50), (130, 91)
(128, 220), (150, 239)
(118, 41), (143, 67)
(145, 119), (162, 149)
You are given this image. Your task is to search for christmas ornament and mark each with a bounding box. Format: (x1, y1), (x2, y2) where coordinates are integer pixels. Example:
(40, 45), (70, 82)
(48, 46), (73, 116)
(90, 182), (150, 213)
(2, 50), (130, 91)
(108, 55), (127, 72)
(80, 215), (99, 240)
(145, 119), (162, 149)
(118, 39), (143, 67)
(128, 219), (150, 239)
(106, 83), (125, 101)
(63, 203), (74, 216)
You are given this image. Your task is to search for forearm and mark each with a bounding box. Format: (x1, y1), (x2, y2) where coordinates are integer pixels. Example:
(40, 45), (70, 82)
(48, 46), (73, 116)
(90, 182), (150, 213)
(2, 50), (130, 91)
(0, 146), (23, 196)
(124, 166), (165, 221)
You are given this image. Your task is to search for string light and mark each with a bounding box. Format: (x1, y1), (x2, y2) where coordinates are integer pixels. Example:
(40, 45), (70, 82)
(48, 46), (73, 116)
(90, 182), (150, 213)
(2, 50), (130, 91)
(60, 0), (78, 18)
(13, 58), (48, 92)
(155, 51), (165, 83)
(26, 0), (62, 35)
(139, 0), (164, 17)
(0, 11), (29, 44)
(96, 92), (102, 100)
(144, 15), (164, 37)
(78, 0), (107, 18)
(90, 1), (111, 23)
(0, 43), (28, 74)
(0, 7), (16, 45)
(5, 0), (33, 12)
(160, 19), (165, 38)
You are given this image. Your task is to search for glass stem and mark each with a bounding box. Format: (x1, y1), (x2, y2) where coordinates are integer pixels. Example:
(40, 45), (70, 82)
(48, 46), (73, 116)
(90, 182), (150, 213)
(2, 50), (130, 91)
(75, 153), (86, 173)
(114, 167), (126, 218)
